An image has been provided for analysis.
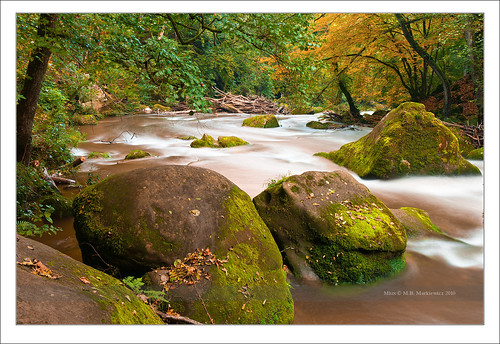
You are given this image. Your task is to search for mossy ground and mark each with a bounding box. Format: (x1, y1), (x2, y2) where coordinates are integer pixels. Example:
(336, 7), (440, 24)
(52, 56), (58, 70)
(320, 102), (481, 179)
(124, 149), (152, 160)
(242, 115), (279, 128)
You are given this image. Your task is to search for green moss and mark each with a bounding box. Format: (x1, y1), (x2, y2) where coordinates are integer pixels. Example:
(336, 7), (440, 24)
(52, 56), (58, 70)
(218, 136), (249, 148)
(178, 136), (197, 140)
(190, 134), (217, 148)
(319, 102), (481, 179)
(242, 115), (279, 128)
(69, 263), (163, 324)
(152, 104), (171, 112)
(400, 207), (442, 236)
(308, 243), (406, 284)
(124, 149), (152, 160)
(88, 152), (112, 159)
(306, 121), (338, 129)
(466, 147), (483, 160)
(186, 186), (293, 324)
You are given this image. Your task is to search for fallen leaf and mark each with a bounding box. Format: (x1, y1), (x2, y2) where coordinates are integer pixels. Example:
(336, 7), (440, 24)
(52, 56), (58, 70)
(190, 209), (200, 216)
(27, 245), (34, 250)
(241, 303), (246, 310)
(125, 295), (131, 302)
(132, 310), (137, 315)
(262, 299), (267, 305)
(80, 277), (91, 284)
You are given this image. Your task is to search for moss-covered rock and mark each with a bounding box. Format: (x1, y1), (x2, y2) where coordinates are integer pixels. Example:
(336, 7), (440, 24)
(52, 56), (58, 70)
(306, 121), (339, 130)
(217, 136), (249, 148)
(73, 114), (98, 125)
(390, 207), (442, 239)
(124, 149), (152, 160)
(16, 235), (163, 324)
(87, 152), (112, 159)
(466, 147), (483, 160)
(152, 104), (171, 112)
(72, 165), (293, 324)
(253, 170), (407, 285)
(178, 136), (198, 141)
(318, 102), (481, 179)
(242, 114), (279, 128)
(190, 134), (217, 148)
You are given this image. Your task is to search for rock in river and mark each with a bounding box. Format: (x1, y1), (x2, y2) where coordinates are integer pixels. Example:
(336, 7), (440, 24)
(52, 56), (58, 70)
(317, 102), (481, 179)
(16, 235), (163, 324)
(253, 170), (407, 284)
(242, 114), (279, 128)
(72, 165), (293, 324)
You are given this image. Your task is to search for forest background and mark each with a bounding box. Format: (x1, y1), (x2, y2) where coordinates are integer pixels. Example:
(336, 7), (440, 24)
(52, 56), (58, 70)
(2, 1), (499, 344)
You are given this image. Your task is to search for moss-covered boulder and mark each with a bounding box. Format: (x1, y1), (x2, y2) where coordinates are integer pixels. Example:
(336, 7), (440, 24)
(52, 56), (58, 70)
(253, 170), (407, 285)
(152, 104), (171, 112)
(466, 147), (483, 160)
(87, 152), (112, 159)
(390, 207), (442, 239)
(242, 114), (279, 128)
(217, 136), (249, 148)
(72, 165), (293, 324)
(306, 121), (339, 130)
(318, 102), (481, 179)
(16, 235), (163, 324)
(190, 133), (217, 148)
(124, 149), (152, 160)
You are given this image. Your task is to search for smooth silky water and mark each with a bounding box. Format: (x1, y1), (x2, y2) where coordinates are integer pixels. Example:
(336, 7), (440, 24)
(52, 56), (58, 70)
(38, 112), (484, 324)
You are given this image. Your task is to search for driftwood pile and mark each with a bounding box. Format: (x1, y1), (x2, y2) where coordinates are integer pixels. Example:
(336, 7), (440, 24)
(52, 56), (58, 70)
(442, 121), (484, 148)
(206, 88), (290, 115)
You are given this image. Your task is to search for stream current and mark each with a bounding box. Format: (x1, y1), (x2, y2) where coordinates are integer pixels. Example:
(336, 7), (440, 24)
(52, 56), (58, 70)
(38, 112), (484, 324)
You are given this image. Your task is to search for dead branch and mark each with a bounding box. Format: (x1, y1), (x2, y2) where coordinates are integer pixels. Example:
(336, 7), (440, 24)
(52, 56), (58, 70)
(206, 87), (290, 115)
(155, 311), (202, 325)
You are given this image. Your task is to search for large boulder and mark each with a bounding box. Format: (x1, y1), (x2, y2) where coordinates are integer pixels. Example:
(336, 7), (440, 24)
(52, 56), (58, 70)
(242, 114), (279, 128)
(318, 102), (481, 179)
(72, 165), (293, 324)
(16, 235), (163, 324)
(253, 170), (407, 285)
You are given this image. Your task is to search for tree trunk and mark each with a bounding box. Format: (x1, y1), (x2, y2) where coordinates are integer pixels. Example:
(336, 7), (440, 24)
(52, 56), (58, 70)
(465, 15), (483, 124)
(395, 13), (451, 118)
(338, 79), (361, 119)
(16, 14), (57, 164)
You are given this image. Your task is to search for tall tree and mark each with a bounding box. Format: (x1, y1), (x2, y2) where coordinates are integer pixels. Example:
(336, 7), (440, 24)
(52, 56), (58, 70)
(395, 13), (451, 118)
(16, 13), (57, 164)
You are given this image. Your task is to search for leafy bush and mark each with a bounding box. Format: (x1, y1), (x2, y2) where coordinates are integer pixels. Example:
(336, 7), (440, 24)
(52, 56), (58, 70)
(31, 83), (84, 168)
(16, 163), (62, 237)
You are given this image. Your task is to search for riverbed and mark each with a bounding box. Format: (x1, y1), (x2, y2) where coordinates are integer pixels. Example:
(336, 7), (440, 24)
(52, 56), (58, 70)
(38, 112), (484, 324)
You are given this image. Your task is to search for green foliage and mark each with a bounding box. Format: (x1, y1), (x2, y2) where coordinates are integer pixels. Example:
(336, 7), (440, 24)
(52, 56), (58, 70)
(16, 163), (62, 237)
(122, 276), (170, 311)
(31, 82), (84, 168)
(124, 149), (152, 160)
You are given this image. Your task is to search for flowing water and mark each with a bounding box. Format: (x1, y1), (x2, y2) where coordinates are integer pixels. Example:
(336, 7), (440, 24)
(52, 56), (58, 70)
(37, 112), (484, 324)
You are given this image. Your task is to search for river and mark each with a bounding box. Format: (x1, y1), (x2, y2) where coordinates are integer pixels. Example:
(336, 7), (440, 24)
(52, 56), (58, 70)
(38, 112), (484, 325)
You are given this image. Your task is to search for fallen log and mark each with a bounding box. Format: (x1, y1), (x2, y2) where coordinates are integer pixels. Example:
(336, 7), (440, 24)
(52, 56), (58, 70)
(56, 156), (86, 170)
(442, 121), (483, 148)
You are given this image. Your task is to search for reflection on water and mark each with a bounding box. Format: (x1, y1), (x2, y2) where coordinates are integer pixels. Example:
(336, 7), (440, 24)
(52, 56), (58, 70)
(38, 112), (483, 324)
